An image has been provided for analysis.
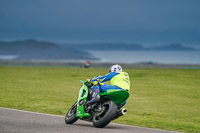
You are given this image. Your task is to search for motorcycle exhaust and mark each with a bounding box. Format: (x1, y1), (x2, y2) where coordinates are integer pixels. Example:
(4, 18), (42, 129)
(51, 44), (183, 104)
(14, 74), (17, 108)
(121, 108), (127, 115)
(113, 108), (127, 120)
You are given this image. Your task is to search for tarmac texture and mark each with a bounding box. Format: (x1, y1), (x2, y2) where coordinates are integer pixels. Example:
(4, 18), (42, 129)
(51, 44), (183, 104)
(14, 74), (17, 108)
(0, 107), (181, 133)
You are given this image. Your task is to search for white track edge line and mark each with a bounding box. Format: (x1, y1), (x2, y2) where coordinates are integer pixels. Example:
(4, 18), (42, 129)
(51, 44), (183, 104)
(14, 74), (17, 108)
(0, 107), (64, 118)
(0, 107), (181, 133)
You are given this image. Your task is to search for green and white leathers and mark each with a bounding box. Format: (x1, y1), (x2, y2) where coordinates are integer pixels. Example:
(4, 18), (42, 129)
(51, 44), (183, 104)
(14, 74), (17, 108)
(110, 72), (130, 91)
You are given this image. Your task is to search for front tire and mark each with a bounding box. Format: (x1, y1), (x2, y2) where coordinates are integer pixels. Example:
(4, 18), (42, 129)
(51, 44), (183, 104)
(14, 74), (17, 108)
(92, 100), (117, 128)
(65, 102), (78, 124)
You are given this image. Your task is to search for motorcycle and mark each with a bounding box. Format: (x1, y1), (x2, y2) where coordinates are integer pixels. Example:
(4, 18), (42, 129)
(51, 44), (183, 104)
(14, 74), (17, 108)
(65, 80), (129, 128)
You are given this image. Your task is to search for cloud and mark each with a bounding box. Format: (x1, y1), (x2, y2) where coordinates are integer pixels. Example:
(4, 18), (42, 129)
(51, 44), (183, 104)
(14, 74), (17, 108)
(0, 0), (200, 45)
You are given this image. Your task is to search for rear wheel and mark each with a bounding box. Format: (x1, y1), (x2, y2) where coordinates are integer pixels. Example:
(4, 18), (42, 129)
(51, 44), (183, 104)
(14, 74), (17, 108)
(65, 101), (78, 124)
(92, 100), (117, 128)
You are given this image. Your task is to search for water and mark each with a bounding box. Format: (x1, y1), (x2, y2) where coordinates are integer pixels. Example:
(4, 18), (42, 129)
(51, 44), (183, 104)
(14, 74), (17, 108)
(88, 50), (200, 64)
(1, 51), (200, 64)
(0, 55), (18, 60)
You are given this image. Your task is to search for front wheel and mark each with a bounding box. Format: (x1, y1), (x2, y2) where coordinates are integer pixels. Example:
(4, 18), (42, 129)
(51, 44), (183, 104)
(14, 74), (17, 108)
(92, 100), (117, 128)
(65, 101), (78, 124)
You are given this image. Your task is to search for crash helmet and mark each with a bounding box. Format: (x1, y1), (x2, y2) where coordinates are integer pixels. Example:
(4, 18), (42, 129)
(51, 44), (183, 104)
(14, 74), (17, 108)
(109, 64), (122, 73)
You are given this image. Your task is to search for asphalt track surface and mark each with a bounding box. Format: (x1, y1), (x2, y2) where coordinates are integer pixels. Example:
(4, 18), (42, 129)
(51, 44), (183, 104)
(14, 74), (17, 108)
(0, 107), (181, 133)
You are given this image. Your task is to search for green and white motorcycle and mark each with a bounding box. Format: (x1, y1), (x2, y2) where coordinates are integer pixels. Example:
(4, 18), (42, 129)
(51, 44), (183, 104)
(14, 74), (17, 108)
(65, 80), (129, 128)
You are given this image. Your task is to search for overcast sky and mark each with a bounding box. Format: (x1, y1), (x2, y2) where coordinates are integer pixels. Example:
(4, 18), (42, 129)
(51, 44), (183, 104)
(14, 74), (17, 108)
(0, 0), (200, 47)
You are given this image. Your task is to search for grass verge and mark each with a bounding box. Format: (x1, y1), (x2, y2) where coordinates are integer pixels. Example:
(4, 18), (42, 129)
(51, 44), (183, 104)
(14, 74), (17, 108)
(0, 66), (200, 133)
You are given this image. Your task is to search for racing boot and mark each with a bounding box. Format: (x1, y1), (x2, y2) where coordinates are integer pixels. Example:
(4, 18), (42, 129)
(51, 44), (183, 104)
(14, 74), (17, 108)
(86, 88), (100, 105)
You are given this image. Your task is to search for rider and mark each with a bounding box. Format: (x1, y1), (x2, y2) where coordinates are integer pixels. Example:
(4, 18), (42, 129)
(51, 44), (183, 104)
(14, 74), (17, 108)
(87, 64), (130, 107)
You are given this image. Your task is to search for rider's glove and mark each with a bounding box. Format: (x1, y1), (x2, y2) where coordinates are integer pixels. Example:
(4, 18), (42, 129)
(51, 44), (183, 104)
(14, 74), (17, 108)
(92, 81), (98, 86)
(86, 79), (91, 83)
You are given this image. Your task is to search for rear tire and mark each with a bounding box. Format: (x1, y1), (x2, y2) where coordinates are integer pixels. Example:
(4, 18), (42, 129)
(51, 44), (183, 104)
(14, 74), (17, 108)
(65, 102), (78, 124)
(92, 100), (117, 128)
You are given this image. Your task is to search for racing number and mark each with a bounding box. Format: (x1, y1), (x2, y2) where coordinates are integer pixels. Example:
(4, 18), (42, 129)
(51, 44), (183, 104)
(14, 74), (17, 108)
(123, 72), (130, 85)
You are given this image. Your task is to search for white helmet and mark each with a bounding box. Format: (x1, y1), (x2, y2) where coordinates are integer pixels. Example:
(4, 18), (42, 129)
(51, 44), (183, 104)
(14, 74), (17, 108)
(109, 64), (123, 73)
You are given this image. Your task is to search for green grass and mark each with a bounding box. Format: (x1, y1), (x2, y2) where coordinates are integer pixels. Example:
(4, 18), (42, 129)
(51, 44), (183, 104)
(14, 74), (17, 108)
(0, 66), (200, 133)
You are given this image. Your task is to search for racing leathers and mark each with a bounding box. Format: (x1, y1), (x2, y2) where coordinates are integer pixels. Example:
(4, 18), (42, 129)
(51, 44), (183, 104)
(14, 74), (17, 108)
(87, 72), (130, 105)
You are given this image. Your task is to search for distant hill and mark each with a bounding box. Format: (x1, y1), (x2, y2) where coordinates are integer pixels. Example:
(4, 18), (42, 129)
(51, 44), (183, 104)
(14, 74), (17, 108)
(1, 40), (199, 62)
(66, 43), (145, 51)
(149, 43), (199, 51)
(66, 43), (199, 51)
(0, 39), (97, 61)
